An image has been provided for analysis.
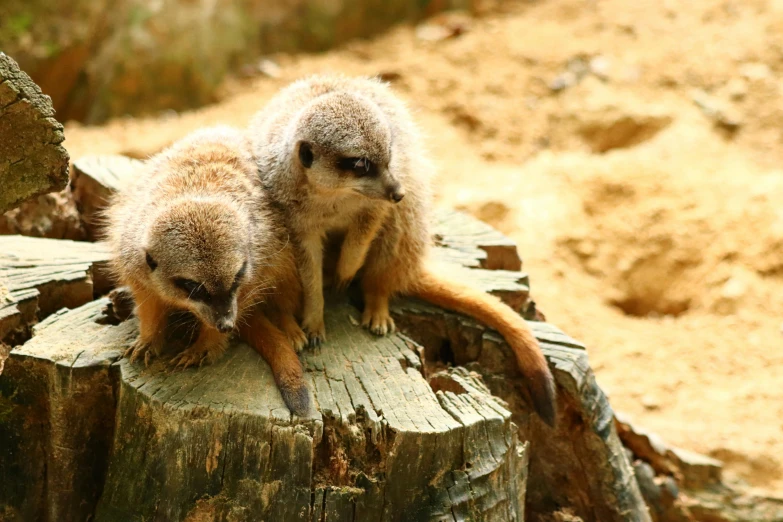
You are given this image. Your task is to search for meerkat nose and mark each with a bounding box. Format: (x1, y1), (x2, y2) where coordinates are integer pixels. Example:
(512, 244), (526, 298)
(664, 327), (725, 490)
(216, 319), (234, 333)
(390, 191), (405, 203)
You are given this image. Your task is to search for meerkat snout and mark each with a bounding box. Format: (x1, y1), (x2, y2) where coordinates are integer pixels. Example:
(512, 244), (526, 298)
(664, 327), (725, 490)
(387, 182), (405, 203)
(209, 296), (238, 333)
(215, 316), (235, 333)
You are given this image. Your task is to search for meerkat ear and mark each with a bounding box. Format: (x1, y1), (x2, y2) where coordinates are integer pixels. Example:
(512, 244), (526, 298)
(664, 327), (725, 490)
(145, 251), (158, 271)
(297, 141), (314, 168)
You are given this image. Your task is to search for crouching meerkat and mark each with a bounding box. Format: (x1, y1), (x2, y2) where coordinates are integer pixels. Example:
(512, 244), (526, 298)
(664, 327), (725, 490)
(248, 75), (557, 426)
(105, 126), (310, 415)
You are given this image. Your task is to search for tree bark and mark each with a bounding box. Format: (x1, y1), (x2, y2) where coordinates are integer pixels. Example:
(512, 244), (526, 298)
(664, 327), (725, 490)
(0, 53), (69, 214)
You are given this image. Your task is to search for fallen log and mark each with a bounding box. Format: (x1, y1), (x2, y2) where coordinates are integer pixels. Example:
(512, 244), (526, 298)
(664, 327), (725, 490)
(0, 53), (69, 214)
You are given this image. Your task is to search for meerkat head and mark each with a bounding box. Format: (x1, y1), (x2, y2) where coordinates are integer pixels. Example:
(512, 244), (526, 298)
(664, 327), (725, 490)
(142, 198), (252, 334)
(289, 91), (405, 203)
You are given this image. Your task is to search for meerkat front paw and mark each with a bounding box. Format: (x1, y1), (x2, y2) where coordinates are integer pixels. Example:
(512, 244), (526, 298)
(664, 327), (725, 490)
(301, 315), (326, 347)
(170, 329), (229, 369)
(361, 308), (396, 336)
(124, 335), (164, 366)
(170, 342), (225, 369)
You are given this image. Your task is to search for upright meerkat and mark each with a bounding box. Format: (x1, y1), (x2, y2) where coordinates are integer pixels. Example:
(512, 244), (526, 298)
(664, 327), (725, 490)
(249, 75), (556, 426)
(105, 126), (309, 415)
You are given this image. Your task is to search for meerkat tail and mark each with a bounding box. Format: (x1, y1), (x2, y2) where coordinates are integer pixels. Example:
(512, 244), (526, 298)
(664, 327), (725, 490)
(239, 313), (311, 416)
(411, 268), (557, 427)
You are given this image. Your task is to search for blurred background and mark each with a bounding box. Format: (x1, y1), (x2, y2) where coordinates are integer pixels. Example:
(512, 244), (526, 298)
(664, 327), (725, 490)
(3, 0), (782, 495)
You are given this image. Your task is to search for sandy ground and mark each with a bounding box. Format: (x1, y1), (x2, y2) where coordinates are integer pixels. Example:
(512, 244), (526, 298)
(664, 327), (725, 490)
(63, 0), (783, 492)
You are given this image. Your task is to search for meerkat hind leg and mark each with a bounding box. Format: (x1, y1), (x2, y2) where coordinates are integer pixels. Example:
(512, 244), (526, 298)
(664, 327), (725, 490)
(299, 234), (327, 345)
(170, 326), (229, 369)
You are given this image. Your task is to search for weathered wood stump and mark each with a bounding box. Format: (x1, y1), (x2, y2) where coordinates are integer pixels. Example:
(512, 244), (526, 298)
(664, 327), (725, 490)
(0, 235), (111, 345)
(93, 298), (529, 521)
(70, 155), (143, 240)
(0, 299), (130, 522)
(0, 53), (70, 214)
(0, 155), (652, 521)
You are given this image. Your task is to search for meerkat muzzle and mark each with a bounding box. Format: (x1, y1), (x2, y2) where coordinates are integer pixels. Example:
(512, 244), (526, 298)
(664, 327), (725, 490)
(216, 317), (235, 333)
(386, 182), (405, 203)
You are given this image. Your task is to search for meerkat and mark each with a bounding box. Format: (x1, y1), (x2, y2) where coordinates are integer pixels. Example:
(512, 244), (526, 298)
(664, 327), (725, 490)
(104, 126), (310, 415)
(248, 75), (557, 426)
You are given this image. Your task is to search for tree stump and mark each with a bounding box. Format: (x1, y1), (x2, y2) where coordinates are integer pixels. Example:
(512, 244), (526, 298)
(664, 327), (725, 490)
(0, 53), (69, 214)
(0, 299), (129, 522)
(0, 155), (652, 521)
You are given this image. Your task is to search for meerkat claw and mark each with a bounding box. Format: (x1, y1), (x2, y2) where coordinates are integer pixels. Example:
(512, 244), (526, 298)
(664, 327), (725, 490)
(362, 311), (396, 336)
(125, 338), (159, 366)
(307, 334), (324, 348)
(170, 350), (198, 370)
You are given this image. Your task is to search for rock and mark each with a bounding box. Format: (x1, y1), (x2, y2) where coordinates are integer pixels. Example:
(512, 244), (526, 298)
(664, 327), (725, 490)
(615, 413), (682, 479)
(415, 12), (471, 42)
(724, 78), (748, 101)
(258, 59), (281, 79)
(578, 112), (672, 153)
(738, 62), (772, 81)
(684, 485), (783, 522)
(0, 52), (69, 213)
(550, 56), (595, 92)
(691, 89), (743, 134)
(712, 272), (752, 315)
(667, 447), (722, 490)
(614, 415), (783, 522)
(641, 394), (661, 411)
(589, 55), (612, 81)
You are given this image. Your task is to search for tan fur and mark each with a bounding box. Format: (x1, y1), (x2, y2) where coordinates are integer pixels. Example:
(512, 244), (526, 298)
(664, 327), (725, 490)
(104, 126), (310, 415)
(249, 75), (556, 426)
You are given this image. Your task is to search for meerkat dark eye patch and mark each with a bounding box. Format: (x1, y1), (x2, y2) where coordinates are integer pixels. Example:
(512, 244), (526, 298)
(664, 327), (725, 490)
(145, 252), (158, 271)
(337, 157), (377, 178)
(298, 142), (314, 168)
(173, 278), (211, 302)
(230, 262), (247, 292)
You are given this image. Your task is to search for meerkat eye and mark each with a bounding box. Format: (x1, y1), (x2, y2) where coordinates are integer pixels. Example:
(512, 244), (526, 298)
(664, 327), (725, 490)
(337, 157), (376, 178)
(298, 142), (314, 168)
(230, 262), (247, 292)
(145, 252), (158, 271)
(173, 278), (211, 302)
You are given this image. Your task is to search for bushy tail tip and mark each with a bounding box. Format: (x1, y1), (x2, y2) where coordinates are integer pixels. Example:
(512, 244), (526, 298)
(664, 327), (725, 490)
(279, 382), (311, 417)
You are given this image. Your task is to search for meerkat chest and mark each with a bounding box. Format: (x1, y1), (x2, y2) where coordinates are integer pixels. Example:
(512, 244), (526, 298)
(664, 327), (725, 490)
(302, 196), (367, 234)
